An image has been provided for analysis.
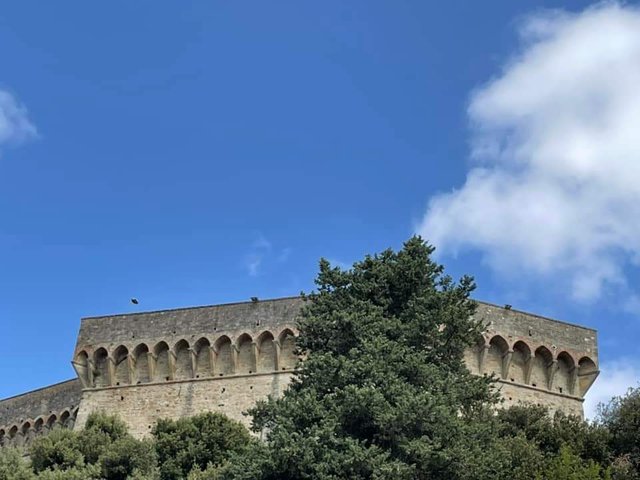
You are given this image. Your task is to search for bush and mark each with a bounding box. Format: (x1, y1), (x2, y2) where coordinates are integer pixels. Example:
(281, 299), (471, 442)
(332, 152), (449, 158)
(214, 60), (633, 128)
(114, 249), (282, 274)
(34, 464), (101, 480)
(599, 386), (640, 478)
(29, 429), (83, 474)
(152, 412), (252, 480)
(0, 448), (35, 480)
(98, 437), (157, 480)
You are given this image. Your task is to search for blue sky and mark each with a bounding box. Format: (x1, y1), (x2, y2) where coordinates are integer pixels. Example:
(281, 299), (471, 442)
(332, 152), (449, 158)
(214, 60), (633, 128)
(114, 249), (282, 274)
(1, 1), (638, 416)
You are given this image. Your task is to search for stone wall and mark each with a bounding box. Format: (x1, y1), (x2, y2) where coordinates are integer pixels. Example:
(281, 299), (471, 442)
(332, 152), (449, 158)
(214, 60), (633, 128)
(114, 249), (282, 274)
(468, 303), (599, 407)
(75, 372), (293, 438)
(0, 379), (82, 448)
(0, 296), (601, 444)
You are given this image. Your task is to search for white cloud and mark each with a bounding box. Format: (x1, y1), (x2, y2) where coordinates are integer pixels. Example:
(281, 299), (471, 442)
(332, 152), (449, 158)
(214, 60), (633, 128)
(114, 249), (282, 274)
(418, 3), (640, 301)
(0, 89), (36, 150)
(584, 358), (640, 420)
(243, 234), (290, 276)
(245, 253), (263, 277)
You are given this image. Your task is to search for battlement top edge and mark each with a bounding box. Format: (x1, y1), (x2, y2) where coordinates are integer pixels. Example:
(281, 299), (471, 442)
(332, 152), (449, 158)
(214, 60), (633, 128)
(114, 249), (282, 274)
(79, 296), (597, 333)
(0, 379), (80, 404)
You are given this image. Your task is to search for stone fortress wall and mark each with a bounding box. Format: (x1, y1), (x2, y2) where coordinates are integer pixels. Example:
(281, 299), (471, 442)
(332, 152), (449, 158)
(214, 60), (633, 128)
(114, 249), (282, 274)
(0, 297), (599, 444)
(0, 380), (82, 449)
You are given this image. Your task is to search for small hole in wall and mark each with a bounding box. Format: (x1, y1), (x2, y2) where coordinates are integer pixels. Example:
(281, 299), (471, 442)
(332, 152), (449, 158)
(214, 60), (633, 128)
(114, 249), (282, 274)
(249, 370), (252, 374)
(165, 377), (170, 381)
(508, 397), (512, 401)
(148, 425), (151, 429)
(532, 383), (537, 387)
(116, 382), (120, 386)
(221, 388), (226, 393)
(219, 373), (224, 377)
(510, 378), (515, 382)
(559, 387), (563, 393)
(120, 396), (124, 401)
(250, 386), (253, 390)
(196, 375), (200, 378)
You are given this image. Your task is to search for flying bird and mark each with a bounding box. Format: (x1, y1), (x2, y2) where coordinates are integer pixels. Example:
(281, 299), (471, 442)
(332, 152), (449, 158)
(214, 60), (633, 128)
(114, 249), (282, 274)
(130, 298), (139, 305)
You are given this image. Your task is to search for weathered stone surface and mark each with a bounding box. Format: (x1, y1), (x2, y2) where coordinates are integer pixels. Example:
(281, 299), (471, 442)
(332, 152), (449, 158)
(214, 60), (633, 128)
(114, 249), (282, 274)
(0, 297), (600, 443)
(0, 379), (82, 448)
(75, 372), (294, 438)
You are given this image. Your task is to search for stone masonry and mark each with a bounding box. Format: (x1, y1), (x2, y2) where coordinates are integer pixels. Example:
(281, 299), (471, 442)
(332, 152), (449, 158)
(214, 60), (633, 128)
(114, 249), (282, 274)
(0, 296), (599, 444)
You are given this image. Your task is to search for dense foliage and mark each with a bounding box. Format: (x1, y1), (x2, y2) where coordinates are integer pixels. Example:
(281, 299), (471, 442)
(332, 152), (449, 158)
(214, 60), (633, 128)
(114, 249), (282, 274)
(0, 238), (637, 479)
(152, 412), (253, 480)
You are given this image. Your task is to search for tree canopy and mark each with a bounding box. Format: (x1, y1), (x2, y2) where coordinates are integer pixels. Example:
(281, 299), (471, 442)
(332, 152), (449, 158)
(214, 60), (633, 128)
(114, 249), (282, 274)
(0, 237), (637, 480)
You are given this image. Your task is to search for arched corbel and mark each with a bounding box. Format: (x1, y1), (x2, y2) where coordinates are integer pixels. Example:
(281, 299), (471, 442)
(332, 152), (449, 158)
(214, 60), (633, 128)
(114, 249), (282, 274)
(125, 354), (134, 385)
(168, 350), (177, 380)
(251, 341), (259, 373)
(147, 352), (157, 381)
(211, 344), (219, 375)
(206, 345), (215, 376)
(106, 356), (116, 387)
(523, 352), (534, 385)
(479, 343), (490, 374)
(231, 344), (239, 374)
(502, 349), (514, 379)
(569, 365), (578, 396)
(274, 339), (282, 371)
(189, 347), (197, 379)
(547, 359), (558, 390)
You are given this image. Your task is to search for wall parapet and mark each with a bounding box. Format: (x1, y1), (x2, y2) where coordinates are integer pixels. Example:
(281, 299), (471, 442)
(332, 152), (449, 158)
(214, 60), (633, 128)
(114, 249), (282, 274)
(0, 379), (81, 449)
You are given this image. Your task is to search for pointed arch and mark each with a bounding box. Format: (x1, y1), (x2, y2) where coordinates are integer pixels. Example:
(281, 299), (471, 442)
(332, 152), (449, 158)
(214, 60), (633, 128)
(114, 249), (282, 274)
(8, 426), (18, 447)
(214, 336), (233, 375)
(113, 345), (131, 386)
(44, 415), (57, 433)
(279, 329), (297, 370)
(509, 341), (532, 384)
(34, 418), (44, 434)
(555, 352), (575, 395)
(578, 356), (598, 397)
(194, 338), (212, 378)
(485, 335), (509, 378)
(257, 331), (276, 372)
(45, 415), (57, 432)
(60, 410), (71, 428)
(74, 350), (91, 387)
(21, 422), (32, 446)
(154, 341), (171, 382)
(236, 334), (254, 374)
(93, 347), (110, 387)
(174, 340), (192, 379)
(531, 346), (553, 389)
(133, 344), (151, 384)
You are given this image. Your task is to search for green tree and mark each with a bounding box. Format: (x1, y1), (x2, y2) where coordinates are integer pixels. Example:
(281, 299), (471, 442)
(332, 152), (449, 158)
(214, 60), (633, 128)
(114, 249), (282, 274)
(34, 464), (101, 480)
(152, 412), (252, 480)
(599, 386), (640, 479)
(98, 436), (157, 480)
(541, 446), (610, 480)
(221, 237), (500, 480)
(28, 412), (157, 480)
(77, 412), (130, 465)
(497, 405), (612, 465)
(29, 429), (84, 474)
(0, 447), (35, 480)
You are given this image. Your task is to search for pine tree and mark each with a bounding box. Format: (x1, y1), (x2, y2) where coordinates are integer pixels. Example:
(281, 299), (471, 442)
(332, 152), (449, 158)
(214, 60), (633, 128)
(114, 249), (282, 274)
(221, 237), (500, 480)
